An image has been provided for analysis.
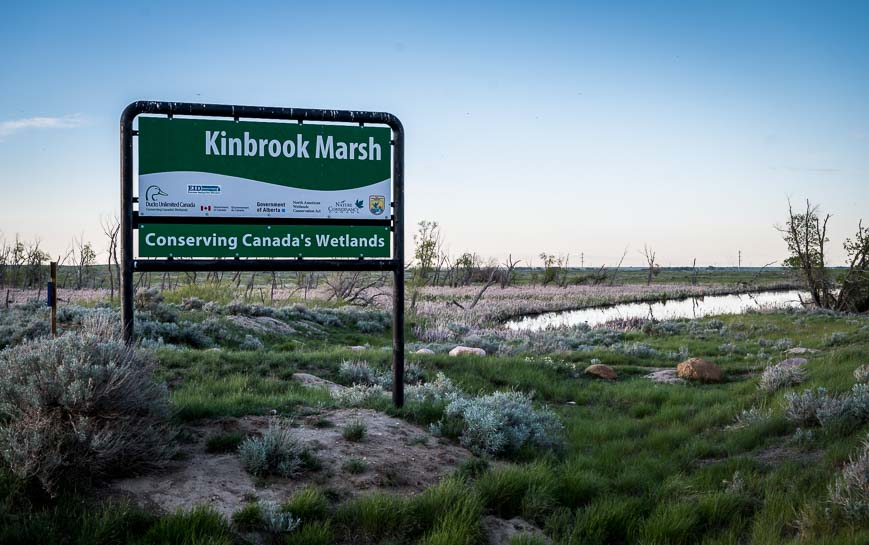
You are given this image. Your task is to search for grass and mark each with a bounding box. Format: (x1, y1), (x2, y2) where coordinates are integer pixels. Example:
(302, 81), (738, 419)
(1, 297), (868, 543)
(204, 431), (245, 453)
(341, 419), (367, 442)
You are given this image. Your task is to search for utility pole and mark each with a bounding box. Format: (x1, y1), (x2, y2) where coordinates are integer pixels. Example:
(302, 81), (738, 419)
(580, 252), (584, 270)
(738, 250), (742, 270)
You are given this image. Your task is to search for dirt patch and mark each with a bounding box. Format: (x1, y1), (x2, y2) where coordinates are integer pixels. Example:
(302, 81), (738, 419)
(483, 516), (550, 545)
(753, 444), (823, 466)
(108, 409), (471, 518)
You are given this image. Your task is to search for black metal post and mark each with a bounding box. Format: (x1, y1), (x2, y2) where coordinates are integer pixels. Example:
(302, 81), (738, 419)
(120, 105), (136, 344)
(391, 120), (405, 408)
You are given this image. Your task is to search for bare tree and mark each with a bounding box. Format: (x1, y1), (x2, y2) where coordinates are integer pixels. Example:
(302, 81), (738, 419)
(101, 215), (120, 300)
(608, 246), (629, 286)
(500, 254), (521, 288)
(642, 244), (659, 285)
(323, 271), (388, 306)
(778, 199), (868, 312)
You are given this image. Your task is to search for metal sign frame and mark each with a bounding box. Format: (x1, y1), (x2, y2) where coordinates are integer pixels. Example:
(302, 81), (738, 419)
(120, 101), (406, 406)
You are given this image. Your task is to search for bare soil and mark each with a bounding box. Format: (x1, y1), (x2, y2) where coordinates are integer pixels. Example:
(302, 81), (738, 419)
(109, 408), (471, 518)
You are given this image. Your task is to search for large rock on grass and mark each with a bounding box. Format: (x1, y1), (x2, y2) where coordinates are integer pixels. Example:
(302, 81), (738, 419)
(449, 346), (486, 357)
(584, 363), (617, 380)
(414, 348), (435, 355)
(676, 358), (723, 383)
(778, 357), (808, 369)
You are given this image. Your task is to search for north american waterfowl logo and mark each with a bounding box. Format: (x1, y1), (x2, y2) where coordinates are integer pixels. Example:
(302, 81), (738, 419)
(369, 195), (385, 215)
(145, 185), (168, 202)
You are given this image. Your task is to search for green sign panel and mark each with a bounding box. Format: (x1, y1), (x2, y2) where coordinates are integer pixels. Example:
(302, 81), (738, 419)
(138, 117), (391, 220)
(138, 224), (391, 258)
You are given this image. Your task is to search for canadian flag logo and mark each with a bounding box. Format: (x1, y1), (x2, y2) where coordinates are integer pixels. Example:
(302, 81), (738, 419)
(200, 205), (212, 211)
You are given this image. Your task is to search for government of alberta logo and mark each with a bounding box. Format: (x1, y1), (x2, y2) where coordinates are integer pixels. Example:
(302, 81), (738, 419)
(369, 195), (385, 215)
(145, 185), (168, 202)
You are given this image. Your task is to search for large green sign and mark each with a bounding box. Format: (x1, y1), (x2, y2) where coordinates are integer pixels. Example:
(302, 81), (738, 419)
(138, 224), (391, 258)
(138, 117), (391, 220)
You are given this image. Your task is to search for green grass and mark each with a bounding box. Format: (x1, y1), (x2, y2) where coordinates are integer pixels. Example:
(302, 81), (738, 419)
(2, 305), (868, 544)
(341, 419), (367, 442)
(204, 431), (245, 453)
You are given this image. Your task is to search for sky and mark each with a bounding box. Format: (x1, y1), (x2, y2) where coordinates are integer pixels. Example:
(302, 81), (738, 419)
(1, 1), (867, 267)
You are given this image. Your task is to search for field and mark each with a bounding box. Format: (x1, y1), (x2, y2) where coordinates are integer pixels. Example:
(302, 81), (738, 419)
(1, 275), (868, 545)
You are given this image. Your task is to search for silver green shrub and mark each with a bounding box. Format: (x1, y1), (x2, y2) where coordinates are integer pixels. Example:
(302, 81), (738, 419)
(729, 407), (771, 429)
(784, 385), (869, 428)
(783, 388), (831, 426)
(238, 419), (304, 478)
(437, 390), (563, 456)
(405, 372), (462, 404)
(260, 500), (300, 533)
(759, 362), (806, 393)
(828, 437), (869, 522)
(854, 365), (869, 383)
(239, 334), (264, 351)
(0, 332), (173, 493)
(330, 384), (387, 407)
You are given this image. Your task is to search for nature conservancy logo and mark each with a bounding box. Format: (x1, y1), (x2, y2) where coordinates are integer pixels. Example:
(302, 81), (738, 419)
(328, 200), (362, 215)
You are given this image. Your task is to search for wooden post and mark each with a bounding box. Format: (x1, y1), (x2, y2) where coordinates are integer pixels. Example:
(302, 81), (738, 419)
(50, 261), (57, 337)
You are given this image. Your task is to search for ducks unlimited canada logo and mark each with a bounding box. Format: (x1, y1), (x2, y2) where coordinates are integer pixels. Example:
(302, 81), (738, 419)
(145, 185), (168, 202)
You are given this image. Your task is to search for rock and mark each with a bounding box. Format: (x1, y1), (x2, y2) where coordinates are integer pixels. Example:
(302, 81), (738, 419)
(449, 346), (486, 357)
(644, 368), (685, 384)
(483, 516), (551, 545)
(293, 373), (347, 394)
(585, 363), (617, 380)
(349, 345), (367, 351)
(778, 357), (809, 369)
(676, 358), (723, 383)
(786, 347), (818, 355)
(414, 348), (435, 355)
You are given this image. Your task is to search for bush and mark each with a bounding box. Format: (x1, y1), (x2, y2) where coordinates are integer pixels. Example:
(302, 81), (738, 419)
(331, 384), (387, 407)
(828, 437), (869, 522)
(205, 432), (245, 454)
(343, 457), (368, 474)
(238, 419), (305, 478)
(783, 384), (869, 429)
(436, 391), (562, 457)
(759, 362), (806, 392)
(342, 419), (367, 442)
(143, 506), (233, 545)
(239, 334), (264, 351)
(855, 365), (869, 383)
(0, 332), (173, 494)
(260, 500), (300, 534)
(283, 487), (330, 522)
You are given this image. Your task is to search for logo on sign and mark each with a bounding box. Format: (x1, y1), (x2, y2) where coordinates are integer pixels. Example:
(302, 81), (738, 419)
(201, 205), (212, 211)
(145, 185), (168, 202)
(369, 195), (385, 215)
(188, 184), (222, 194)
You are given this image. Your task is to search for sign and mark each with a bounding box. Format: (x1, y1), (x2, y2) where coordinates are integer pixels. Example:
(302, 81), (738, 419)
(138, 117), (391, 220)
(138, 224), (391, 258)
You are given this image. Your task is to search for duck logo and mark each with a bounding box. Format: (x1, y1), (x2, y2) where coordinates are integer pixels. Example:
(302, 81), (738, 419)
(145, 185), (168, 202)
(369, 195), (385, 216)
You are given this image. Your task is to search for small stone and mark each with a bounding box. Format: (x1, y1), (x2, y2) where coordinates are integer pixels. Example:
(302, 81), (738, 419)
(676, 358), (724, 383)
(778, 357), (809, 369)
(414, 348), (435, 355)
(449, 346), (486, 357)
(349, 345), (366, 351)
(584, 363), (617, 380)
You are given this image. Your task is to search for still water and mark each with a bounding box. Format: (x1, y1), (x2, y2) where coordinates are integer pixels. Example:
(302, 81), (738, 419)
(506, 290), (808, 331)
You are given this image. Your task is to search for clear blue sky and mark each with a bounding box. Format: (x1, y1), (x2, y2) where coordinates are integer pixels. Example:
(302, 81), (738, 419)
(1, 1), (867, 266)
